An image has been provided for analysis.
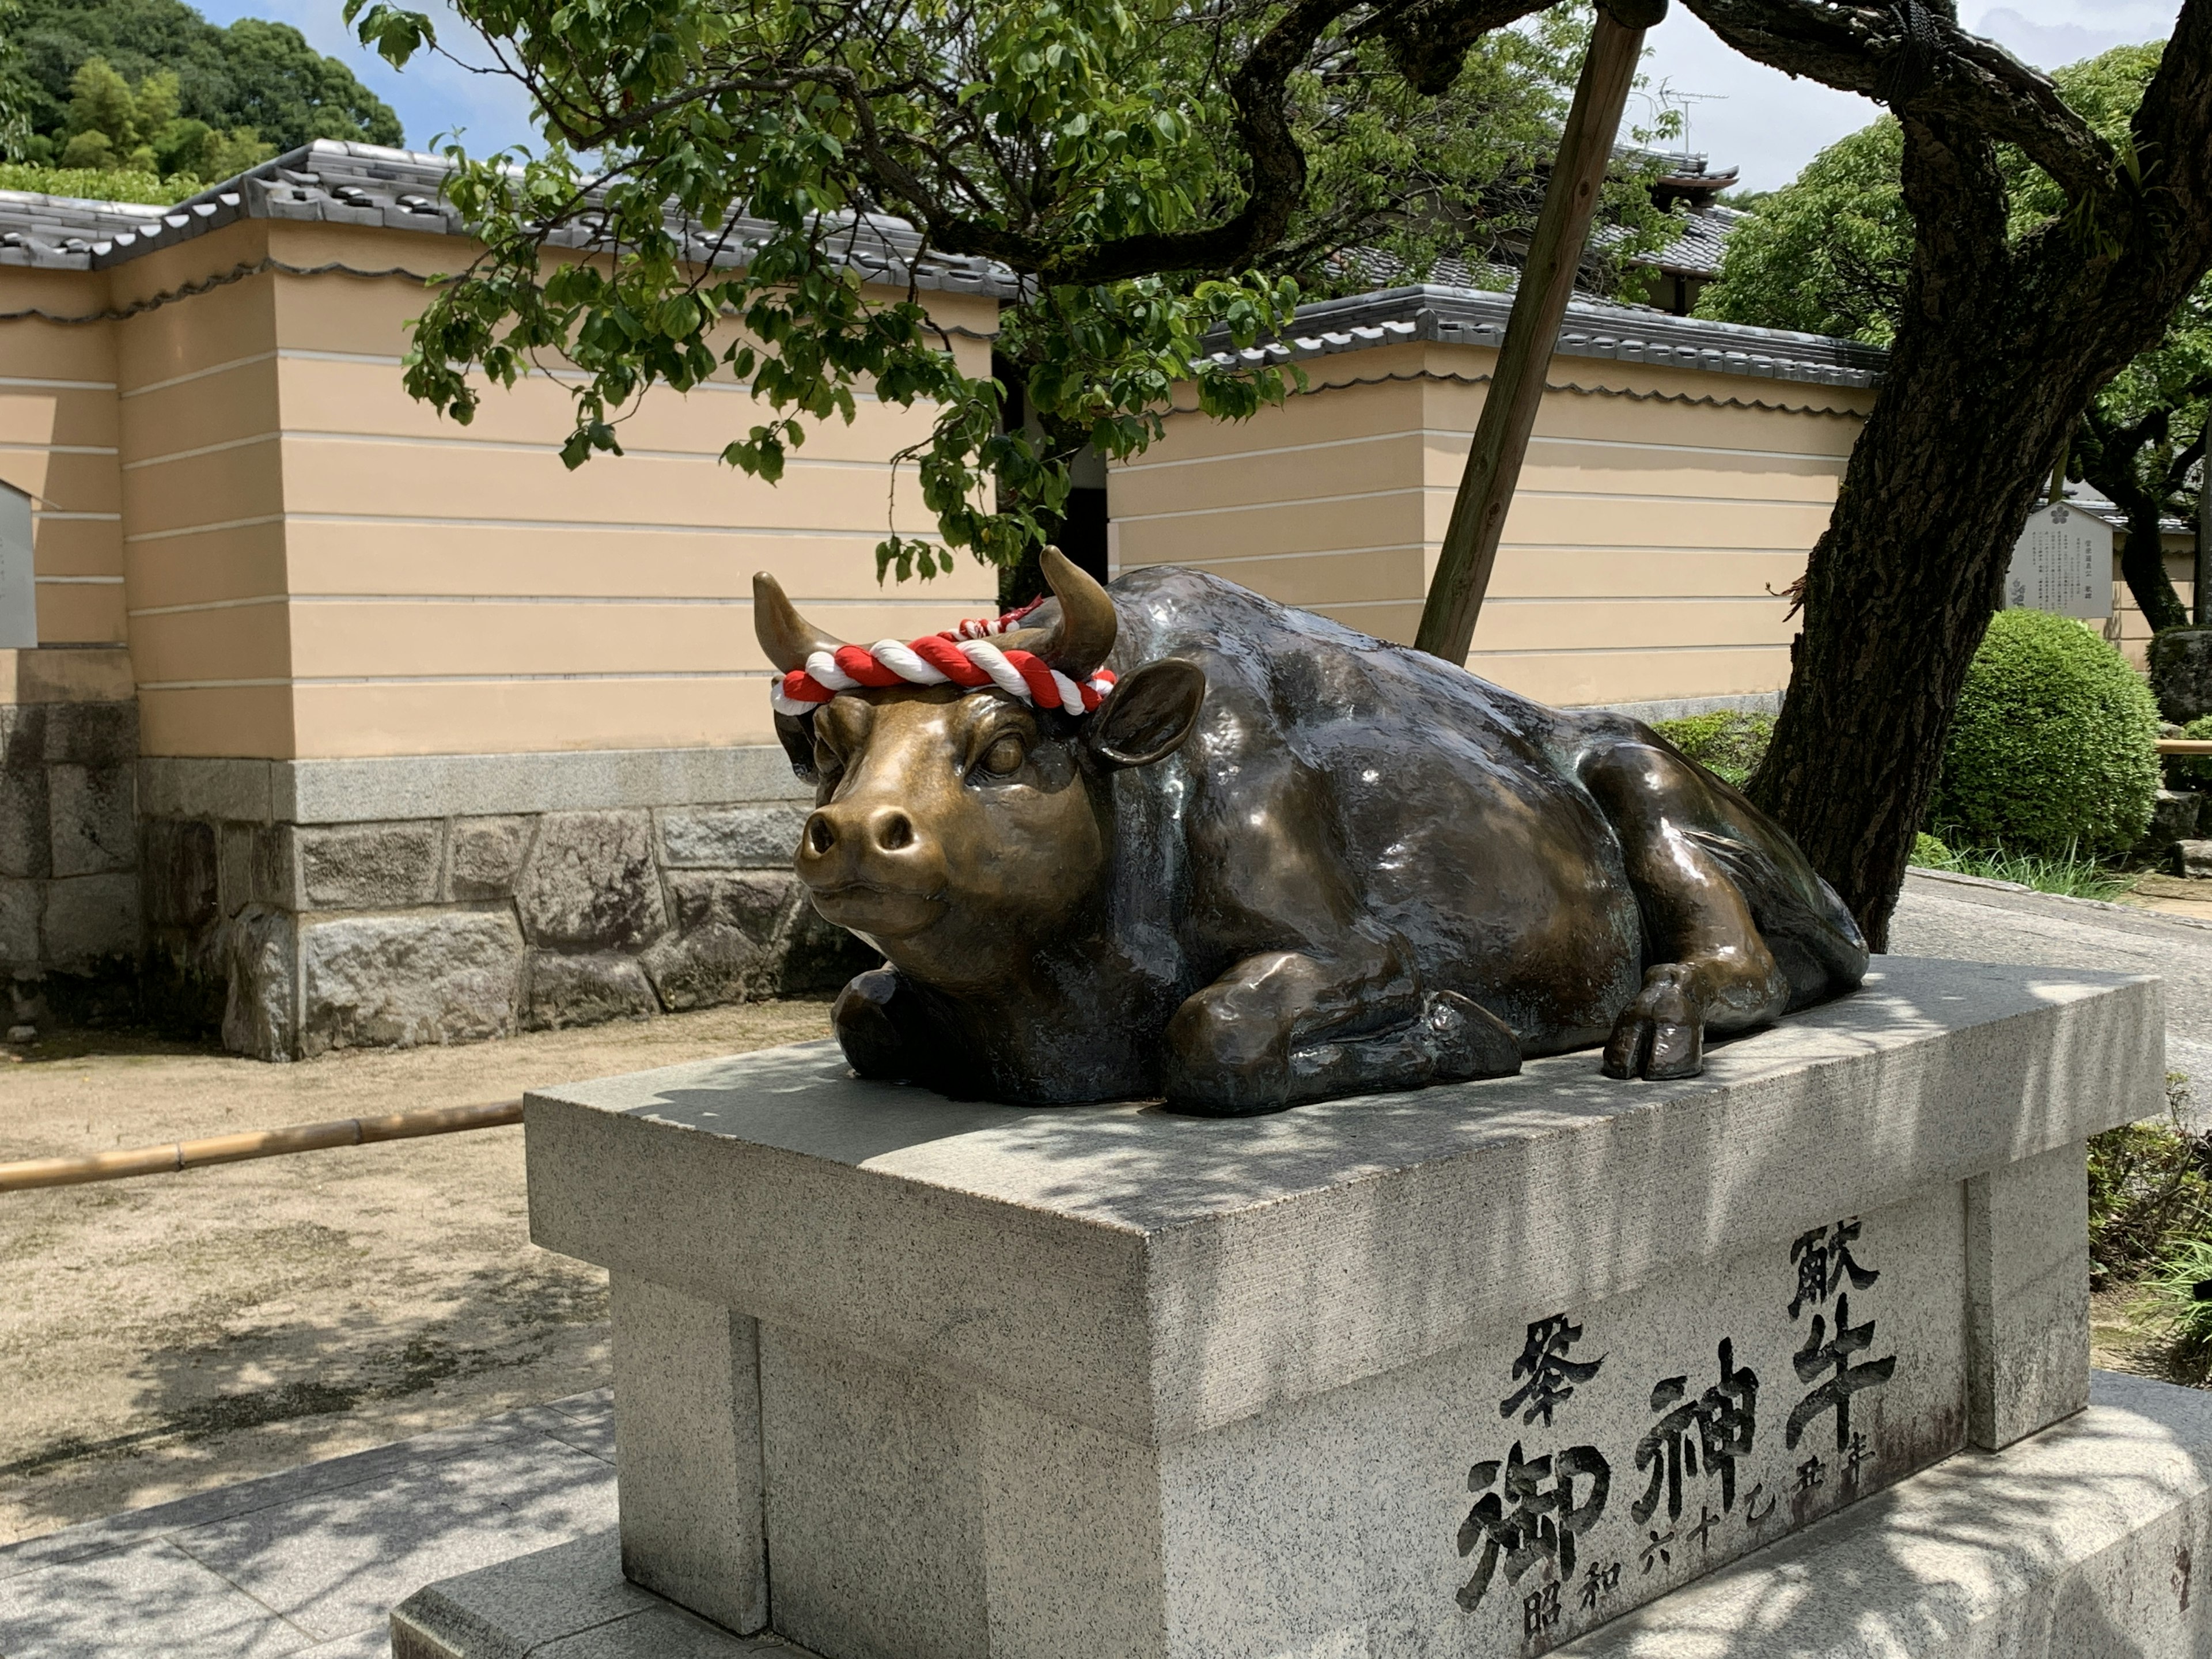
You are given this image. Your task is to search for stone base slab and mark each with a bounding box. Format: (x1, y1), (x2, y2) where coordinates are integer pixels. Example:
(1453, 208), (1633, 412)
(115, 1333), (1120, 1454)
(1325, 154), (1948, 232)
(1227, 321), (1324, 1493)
(390, 1371), (2212, 1659)
(517, 960), (2157, 1658)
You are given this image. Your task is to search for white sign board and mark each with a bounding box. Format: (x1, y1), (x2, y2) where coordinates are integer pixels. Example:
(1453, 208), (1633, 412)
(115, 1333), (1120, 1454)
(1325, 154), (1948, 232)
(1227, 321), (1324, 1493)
(0, 480), (33, 649)
(2003, 500), (2111, 621)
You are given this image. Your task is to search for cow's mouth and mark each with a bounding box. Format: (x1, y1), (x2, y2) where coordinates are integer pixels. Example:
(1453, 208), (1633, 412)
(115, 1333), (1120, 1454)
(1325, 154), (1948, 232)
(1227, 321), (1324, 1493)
(806, 882), (949, 938)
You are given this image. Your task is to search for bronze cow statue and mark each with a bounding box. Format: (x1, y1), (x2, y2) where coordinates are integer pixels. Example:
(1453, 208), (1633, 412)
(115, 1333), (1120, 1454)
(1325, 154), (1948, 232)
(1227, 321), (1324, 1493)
(756, 550), (1865, 1114)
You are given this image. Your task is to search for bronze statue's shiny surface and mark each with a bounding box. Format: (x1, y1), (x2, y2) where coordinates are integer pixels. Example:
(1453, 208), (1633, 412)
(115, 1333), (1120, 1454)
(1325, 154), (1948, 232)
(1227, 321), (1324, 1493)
(755, 551), (1866, 1113)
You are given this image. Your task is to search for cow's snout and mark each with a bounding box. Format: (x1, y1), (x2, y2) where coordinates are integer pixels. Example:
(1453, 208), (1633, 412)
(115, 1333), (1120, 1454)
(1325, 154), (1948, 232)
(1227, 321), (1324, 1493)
(799, 804), (936, 884)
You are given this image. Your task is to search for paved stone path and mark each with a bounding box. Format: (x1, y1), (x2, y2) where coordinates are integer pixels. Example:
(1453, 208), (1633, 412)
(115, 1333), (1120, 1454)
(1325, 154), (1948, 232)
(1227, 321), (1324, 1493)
(1892, 868), (2212, 1096)
(0, 1392), (614, 1657)
(8, 870), (2211, 1657)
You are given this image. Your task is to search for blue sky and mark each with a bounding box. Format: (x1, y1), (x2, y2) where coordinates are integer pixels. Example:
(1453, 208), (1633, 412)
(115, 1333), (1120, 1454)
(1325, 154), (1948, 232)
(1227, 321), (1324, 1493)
(198, 0), (2184, 192)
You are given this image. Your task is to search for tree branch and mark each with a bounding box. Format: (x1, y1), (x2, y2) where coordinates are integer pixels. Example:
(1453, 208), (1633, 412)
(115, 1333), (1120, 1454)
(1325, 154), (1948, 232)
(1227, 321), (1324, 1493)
(1680, 0), (2121, 210)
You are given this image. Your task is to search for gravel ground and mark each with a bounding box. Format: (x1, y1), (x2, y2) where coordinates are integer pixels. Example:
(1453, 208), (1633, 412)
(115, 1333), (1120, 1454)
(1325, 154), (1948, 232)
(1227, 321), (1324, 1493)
(0, 999), (832, 1546)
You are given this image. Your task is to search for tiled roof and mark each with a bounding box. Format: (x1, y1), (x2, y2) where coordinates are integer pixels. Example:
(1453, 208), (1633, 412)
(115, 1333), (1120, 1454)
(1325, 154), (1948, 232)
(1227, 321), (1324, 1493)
(1638, 204), (1746, 278)
(0, 139), (1020, 298)
(1203, 285), (1887, 389)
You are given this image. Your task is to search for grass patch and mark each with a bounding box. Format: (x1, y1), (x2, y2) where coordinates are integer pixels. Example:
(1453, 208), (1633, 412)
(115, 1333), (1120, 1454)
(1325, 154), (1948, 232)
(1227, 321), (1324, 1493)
(1911, 839), (2133, 902)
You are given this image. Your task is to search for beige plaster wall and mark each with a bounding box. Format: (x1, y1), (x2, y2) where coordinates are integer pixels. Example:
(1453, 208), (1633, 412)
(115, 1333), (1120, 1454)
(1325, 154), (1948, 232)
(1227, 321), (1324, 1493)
(1111, 339), (1874, 708)
(0, 264), (125, 647)
(18, 217), (1002, 760)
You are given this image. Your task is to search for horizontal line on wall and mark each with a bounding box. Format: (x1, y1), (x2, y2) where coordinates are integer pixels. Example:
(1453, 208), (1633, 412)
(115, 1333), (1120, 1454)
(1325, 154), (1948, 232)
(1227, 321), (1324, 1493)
(1116, 429), (1426, 472)
(131, 592), (991, 615)
(128, 594), (288, 616)
(1117, 428), (1849, 474)
(122, 350), (280, 399)
(1483, 594), (1795, 606)
(1141, 543), (1426, 568)
(1113, 487), (1425, 523)
(0, 441), (117, 456)
(126, 514), (283, 543)
(272, 514), (916, 540)
(0, 374), (116, 392)
(1508, 487), (1834, 507)
(138, 669), (784, 690)
(1112, 483), (1834, 523)
(1468, 642), (1789, 658)
(35, 574), (123, 584)
(32, 510), (120, 521)
(1492, 543), (1813, 555)
(122, 431), (279, 470)
(275, 429), (924, 468)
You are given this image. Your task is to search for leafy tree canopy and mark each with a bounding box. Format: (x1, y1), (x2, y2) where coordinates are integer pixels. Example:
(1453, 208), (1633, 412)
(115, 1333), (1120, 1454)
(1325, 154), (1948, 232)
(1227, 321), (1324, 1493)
(2, 0), (402, 180)
(344, 0), (1675, 578)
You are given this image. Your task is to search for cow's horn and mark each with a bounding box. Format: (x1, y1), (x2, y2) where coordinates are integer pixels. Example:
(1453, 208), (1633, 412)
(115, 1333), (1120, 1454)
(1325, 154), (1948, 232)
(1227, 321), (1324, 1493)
(1001, 547), (1116, 678)
(753, 572), (844, 673)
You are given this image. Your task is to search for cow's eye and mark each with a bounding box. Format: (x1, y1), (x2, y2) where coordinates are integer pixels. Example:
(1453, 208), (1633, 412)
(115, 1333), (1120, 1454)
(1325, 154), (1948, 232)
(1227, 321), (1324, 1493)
(979, 734), (1026, 777)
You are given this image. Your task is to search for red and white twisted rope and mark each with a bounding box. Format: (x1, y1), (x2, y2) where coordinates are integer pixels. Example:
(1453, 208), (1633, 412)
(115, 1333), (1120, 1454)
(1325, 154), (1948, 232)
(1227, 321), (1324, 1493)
(772, 600), (1117, 718)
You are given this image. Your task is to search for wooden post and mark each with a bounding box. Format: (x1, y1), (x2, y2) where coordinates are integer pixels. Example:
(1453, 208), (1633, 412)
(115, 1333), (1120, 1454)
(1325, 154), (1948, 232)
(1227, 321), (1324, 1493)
(1414, 0), (1666, 666)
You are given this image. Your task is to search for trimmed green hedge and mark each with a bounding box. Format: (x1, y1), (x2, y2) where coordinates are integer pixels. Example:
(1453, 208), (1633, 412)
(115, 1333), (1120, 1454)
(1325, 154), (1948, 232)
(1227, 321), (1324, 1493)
(1650, 710), (1774, 789)
(1929, 608), (2159, 857)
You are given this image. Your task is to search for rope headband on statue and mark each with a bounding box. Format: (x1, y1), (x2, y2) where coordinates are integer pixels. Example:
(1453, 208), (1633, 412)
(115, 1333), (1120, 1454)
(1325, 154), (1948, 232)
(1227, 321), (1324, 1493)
(771, 597), (1119, 718)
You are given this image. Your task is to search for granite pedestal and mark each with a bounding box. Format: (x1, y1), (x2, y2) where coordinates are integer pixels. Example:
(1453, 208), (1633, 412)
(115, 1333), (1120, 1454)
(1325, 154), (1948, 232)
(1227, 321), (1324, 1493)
(396, 958), (2176, 1658)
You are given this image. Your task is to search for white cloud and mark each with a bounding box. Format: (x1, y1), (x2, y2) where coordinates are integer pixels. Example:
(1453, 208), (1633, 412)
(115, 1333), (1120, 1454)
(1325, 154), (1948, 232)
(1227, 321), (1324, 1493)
(1635, 0), (2183, 194)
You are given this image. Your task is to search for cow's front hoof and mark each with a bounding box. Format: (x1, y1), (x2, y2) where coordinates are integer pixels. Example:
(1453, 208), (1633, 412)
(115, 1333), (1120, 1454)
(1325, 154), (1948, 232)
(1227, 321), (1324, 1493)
(1162, 986), (1294, 1115)
(1602, 966), (1705, 1080)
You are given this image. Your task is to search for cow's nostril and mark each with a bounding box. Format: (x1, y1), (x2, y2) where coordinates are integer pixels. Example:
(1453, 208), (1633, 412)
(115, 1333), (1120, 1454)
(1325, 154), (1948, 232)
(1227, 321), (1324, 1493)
(806, 813), (836, 855)
(877, 812), (914, 852)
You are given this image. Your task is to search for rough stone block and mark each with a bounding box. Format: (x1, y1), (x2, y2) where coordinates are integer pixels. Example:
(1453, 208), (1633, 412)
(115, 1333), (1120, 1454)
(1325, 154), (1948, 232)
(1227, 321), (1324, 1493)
(0, 766), (48, 877)
(1967, 1140), (2092, 1450)
(297, 908), (523, 1058)
(639, 925), (763, 1013)
(142, 817), (218, 930)
(49, 764), (135, 877)
(611, 1275), (768, 1637)
(770, 900), (878, 996)
(218, 821), (256, 920)
(2175, 839), (2212, 878)
(41, 872), (140, 963)
(665, 870), (791, 938)
(659, 804), (810, 869)
(0, 876), (39, 967)
(449, 816), (533, 902)
(251, 824), (299, 911)
(2143, 789), (2203, 853)
(0, 703), (47, 770)
(516, 812), (666, 950)
(222, 903), (297, 1062)
(525, 959), (2160, 1659)
(524, 952), (658, 1031)
(298, 821), (444, 910)
(2152, 626), (2212, 724)
(41, 700), (138, 766)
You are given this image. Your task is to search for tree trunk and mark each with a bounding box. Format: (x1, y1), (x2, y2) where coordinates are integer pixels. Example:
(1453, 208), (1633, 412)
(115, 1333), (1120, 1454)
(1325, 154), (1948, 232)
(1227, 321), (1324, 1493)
(1747, 115), (2097, 950)
(2122, 517), (2190, 632)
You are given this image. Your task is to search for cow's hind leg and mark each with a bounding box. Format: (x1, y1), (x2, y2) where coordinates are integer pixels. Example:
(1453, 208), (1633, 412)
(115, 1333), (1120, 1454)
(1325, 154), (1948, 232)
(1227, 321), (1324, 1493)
(1582, 743), (1793, 1080)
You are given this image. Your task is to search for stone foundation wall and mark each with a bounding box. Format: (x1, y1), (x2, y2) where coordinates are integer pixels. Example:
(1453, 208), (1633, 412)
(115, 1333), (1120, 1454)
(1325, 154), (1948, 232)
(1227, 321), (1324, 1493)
(0, 695), (142, 1020)
(137, 749), (869, 1061)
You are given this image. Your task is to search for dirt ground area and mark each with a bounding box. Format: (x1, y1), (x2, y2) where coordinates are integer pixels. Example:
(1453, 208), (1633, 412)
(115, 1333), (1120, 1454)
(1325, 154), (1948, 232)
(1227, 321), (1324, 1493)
(0, 999), (832, 1546)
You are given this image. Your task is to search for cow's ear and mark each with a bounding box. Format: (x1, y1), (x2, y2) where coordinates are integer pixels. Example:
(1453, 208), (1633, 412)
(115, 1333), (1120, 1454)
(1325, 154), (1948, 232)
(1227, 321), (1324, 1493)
(1089, 658), (1205, 770)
